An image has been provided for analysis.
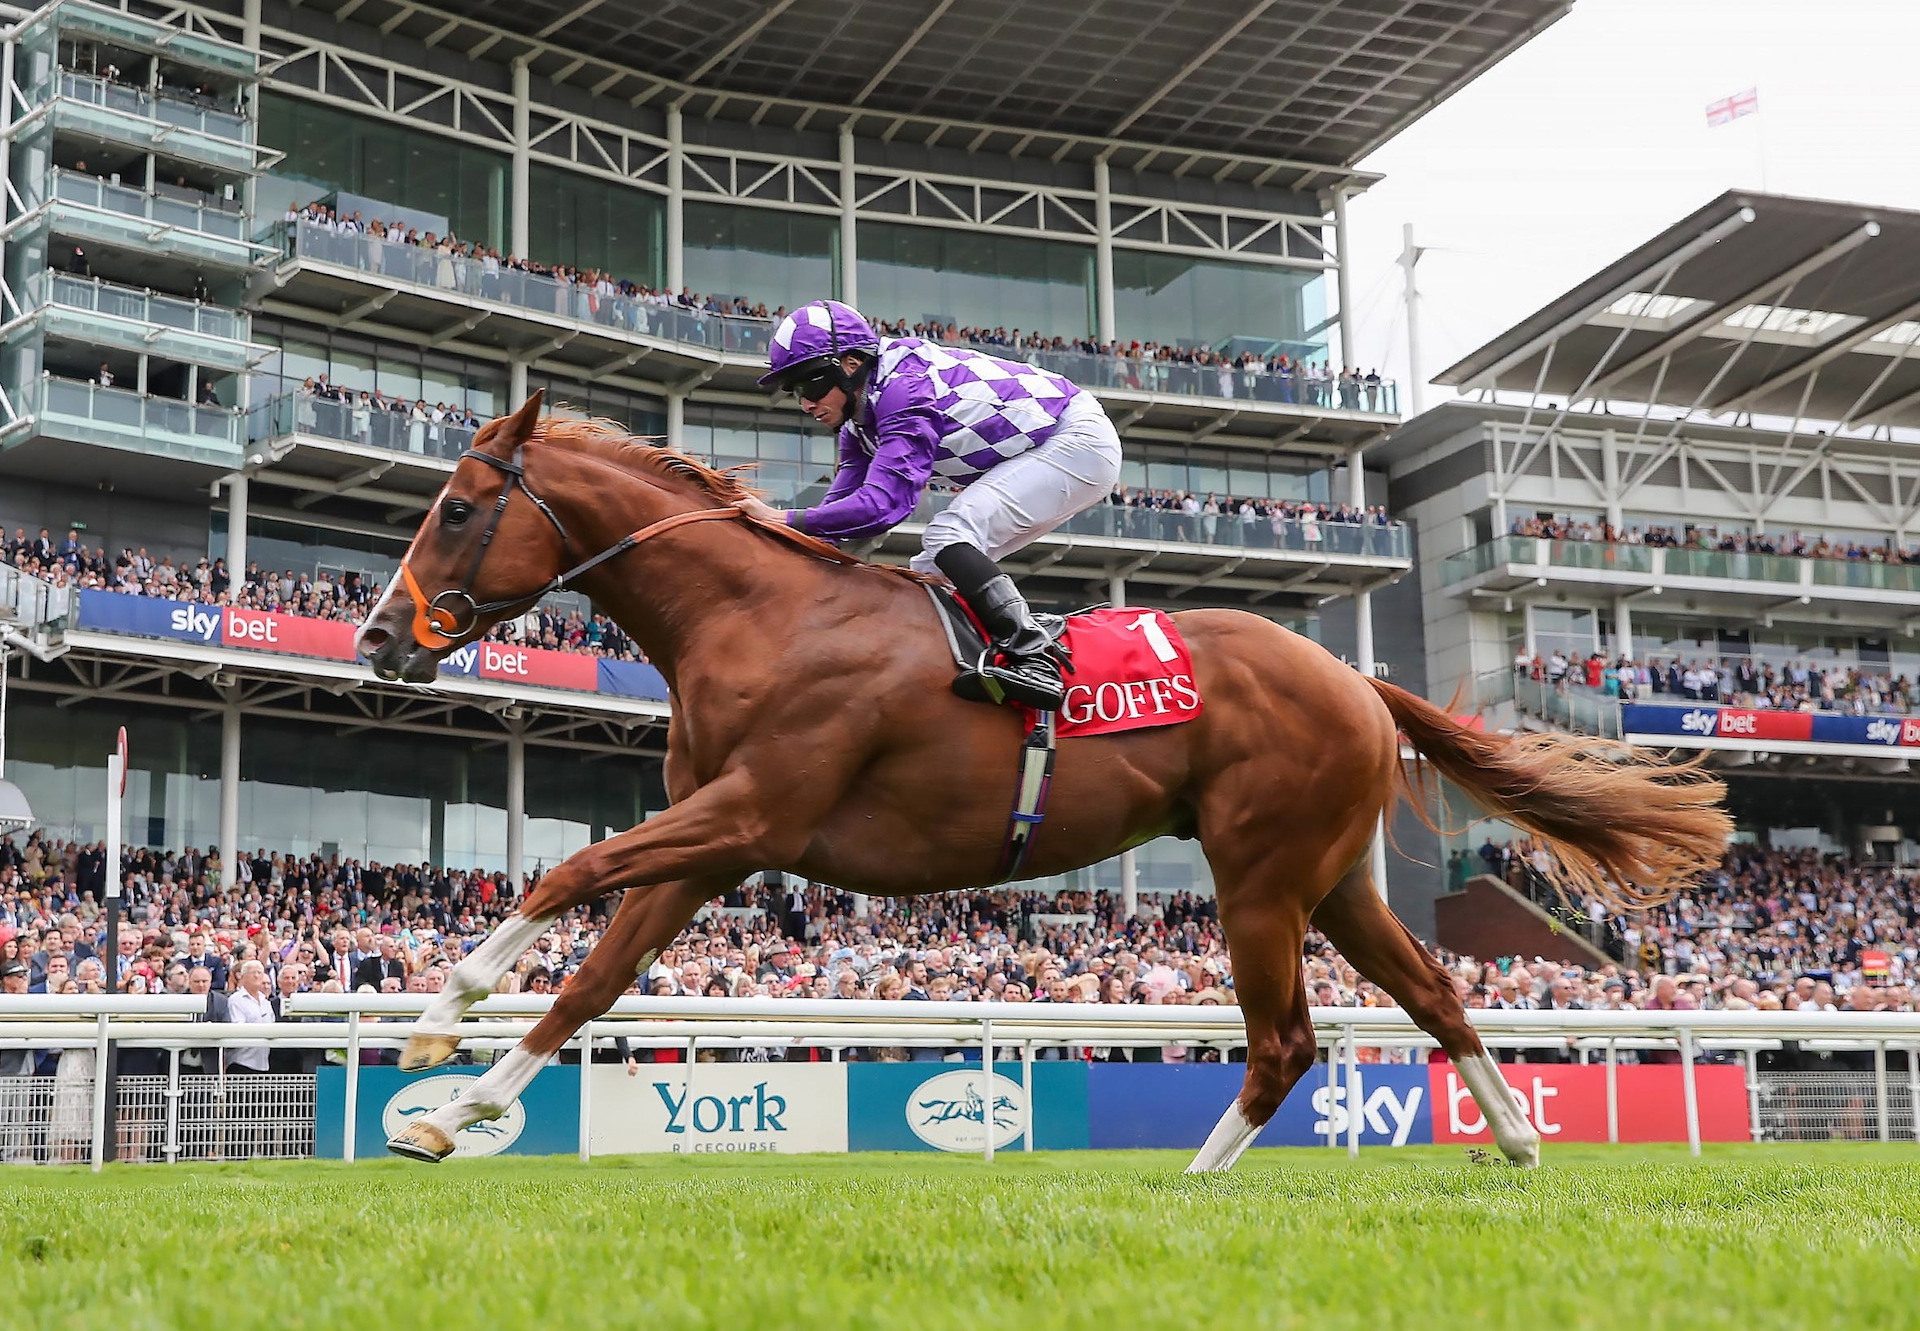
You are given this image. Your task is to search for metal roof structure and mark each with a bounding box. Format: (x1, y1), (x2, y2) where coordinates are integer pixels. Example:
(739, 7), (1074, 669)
(1438, 191), (1920, 436)
(297, 0), (1570, 183)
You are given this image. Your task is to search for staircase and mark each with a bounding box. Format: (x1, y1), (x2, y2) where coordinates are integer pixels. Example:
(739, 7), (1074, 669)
(1475, 667), (1621, 739)
(0, 559), (70, 662)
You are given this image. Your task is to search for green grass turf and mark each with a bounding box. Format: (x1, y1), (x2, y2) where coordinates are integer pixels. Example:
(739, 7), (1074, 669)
(2, 1144), (1916, 1330)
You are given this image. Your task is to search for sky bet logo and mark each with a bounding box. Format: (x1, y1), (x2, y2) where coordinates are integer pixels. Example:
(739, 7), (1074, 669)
(1679, 708), (1718, 735)
(168, 604), (223, 643)
(1865, 718), (1901, 745)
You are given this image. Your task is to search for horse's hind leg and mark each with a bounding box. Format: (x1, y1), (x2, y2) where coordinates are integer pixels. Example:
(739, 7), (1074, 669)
(1311, 862), (1541, 1167)
(1186, 871), (1319, 1173)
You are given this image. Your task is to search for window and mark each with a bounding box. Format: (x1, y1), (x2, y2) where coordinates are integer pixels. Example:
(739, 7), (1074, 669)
(257, 93), (508, 247)
(1111, 251), (1330, 361)
(856, 222), (1093, 339)
(684, 203), (836, 312)
(527, 165), (662, 284)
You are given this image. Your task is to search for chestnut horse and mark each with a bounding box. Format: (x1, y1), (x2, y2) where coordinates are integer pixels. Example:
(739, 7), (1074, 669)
(355, 393), (1729, 1168)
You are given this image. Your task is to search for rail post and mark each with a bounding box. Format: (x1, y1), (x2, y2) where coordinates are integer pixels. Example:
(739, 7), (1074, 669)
(1909, 1048), (1920, 1145)
(1873, 1042), (1890, 1143)
(1344, 1026), (1360, 1159)
(1744, 1047), (1763, 1143)
(980, 1017), (995, 1163)
(343, 1012), (362, 1163)
(1021, 1040), (1034, 1153)
(578, 1020), (594, 1163)
(89, 1012), (109, 1172)
(1604, 1039), (1619, 1144)
(1679, 1025), (1701, 1158)
(163, 1046), (181, 1163)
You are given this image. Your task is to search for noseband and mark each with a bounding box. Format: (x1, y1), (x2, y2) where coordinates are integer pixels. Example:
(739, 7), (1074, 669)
(398, 438), (745, 651)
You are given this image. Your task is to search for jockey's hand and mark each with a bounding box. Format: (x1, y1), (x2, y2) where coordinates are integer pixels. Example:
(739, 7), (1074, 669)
(731, 494), (785, 525)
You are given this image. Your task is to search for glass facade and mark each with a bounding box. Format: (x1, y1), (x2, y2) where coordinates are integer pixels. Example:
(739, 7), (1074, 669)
(527, 164), (663, 285)
(252, 318), (508, 417)
(856, 222), (1093, 339)
(1118, 448), (1340, 505)
(683, 203), (836, 312)
(681, 404), (835, 505)
(256, 93), (508, 248)
(3, 696), (661, 871)
(1111, 251), (1330, 361)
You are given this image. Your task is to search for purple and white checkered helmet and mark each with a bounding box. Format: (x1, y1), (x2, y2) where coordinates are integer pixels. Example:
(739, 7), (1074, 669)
(757, 299), (880, 389)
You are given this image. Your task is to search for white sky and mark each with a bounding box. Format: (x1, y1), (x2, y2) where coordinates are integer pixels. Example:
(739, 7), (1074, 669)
(1343, 0), (1920, 406)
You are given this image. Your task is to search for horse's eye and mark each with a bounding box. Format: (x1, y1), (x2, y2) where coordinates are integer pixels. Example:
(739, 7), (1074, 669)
(441, 500), (473, 526)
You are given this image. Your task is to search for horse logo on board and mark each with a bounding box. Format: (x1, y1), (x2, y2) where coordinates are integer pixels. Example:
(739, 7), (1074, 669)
(382, 1075), (527, 1157)
(907, 1070), (1026, 1152)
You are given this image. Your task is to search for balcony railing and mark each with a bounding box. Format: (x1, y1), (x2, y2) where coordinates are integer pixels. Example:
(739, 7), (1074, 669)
(275, 219), (1398, 415)
(46, 167), (248, 240)
(250, 391), (478, 461)
(276, 221), (774, 356)
(1442, 535), (1920, 597)
(34, 271), (249, 342)
(250, 389), (1409, 560)
(908, 493), (1409, 559)
(0, 558), (71, 644)
(30, 375), (242, 462)
(40, 69), (252, 146)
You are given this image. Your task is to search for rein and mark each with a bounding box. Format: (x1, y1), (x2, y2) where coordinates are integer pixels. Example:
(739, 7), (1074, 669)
(399, 441), (746, 651)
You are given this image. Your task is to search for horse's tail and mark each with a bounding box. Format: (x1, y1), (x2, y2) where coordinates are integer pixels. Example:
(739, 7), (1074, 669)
(1366, 676), (1730, 913)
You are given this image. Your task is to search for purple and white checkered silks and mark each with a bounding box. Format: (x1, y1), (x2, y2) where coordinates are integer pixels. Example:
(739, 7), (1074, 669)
(850, 339), (1083, 485)
(758, 300), (880, 386)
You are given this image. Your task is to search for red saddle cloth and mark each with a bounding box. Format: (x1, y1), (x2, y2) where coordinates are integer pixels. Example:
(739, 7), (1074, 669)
(1053, 608), (1203, 737)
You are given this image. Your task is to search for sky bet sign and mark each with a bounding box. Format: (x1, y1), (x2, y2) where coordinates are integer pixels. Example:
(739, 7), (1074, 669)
(314, 1060), (1748, 1159)
(1625, 701), (1920, 750)
(74, 589), (668, 702)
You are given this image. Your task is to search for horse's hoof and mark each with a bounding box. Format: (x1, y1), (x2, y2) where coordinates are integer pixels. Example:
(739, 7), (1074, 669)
(399, 1032), (461, 1072)
(387, 1121), (455, 1163)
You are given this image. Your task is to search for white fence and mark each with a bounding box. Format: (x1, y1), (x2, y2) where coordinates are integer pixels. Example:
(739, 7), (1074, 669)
(3, 996), (1919, 1167)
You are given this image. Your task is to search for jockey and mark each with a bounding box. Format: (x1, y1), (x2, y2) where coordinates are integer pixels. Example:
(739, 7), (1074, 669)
(737, 299), (1122, 711)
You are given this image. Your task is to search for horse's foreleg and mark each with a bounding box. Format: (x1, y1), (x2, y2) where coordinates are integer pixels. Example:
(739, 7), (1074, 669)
(1187, 882), (1317, 1173)
(399, 911), (556, 1070)
(400, 771), (794, 1072)
(1311, 862), (1540, 1167)
(390, 877), (719, 1162)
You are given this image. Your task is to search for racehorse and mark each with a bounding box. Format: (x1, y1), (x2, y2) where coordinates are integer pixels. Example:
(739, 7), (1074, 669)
(354, 393), (1730, 1168)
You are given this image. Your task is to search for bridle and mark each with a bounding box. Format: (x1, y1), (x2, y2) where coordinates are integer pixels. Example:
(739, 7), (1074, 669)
(396, 435), (744, 652)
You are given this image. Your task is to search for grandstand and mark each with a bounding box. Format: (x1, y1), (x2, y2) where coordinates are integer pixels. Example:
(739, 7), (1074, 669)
(1379, 190), (1920, 931)
(0, 0), (1576, 920)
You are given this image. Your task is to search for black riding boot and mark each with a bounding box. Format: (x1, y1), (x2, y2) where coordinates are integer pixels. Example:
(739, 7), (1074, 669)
(936, 543), (1067, 710)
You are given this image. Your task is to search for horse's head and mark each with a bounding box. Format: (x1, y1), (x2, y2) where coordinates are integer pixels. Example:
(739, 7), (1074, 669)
(355, 391), (571, 682)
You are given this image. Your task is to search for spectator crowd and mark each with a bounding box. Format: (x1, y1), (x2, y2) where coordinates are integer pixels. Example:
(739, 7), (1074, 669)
(5, 829), (1915, 1036)
(1510, 515), (1920, 567)
(2, 527), (648, 664)
(1514, 646), (1918, 715)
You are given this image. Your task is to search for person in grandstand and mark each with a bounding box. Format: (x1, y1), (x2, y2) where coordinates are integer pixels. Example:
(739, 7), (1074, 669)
(735, 298), (1122, 710)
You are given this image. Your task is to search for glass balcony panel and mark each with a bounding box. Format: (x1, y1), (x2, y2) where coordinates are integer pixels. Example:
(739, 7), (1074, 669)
(34, 377), (241, 462)
(277, 220), (1398, 415)
(253, 391), (478, 462)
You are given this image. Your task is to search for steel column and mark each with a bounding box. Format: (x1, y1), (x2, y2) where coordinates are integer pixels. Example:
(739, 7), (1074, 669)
(1094, 155), (1116, 345)
(838, 125), (857, 306)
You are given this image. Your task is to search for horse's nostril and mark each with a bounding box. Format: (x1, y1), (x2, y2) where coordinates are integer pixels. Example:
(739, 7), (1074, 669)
(358, 627), (390, 658)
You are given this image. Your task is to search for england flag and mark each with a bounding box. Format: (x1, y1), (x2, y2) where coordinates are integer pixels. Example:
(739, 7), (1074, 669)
(1705, 87), (1759, 128)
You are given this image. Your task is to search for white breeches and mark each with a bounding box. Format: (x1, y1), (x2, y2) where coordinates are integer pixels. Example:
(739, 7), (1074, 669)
(910, 395), (1123, 575)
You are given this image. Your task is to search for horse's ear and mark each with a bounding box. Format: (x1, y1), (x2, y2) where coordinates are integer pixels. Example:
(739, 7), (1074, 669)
(497, 389), (544, 446)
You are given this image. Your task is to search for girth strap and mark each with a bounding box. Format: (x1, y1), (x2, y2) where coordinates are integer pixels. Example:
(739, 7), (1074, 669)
(998, 709), (1057, 883)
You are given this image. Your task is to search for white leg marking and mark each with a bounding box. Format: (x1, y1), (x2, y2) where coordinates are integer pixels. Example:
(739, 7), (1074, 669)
(414, 913), (555, 1037)
(1455, 1052), (1541, 1167)
(419, 1047), (547, 1139)
(1185, 1100), (1262, 1174)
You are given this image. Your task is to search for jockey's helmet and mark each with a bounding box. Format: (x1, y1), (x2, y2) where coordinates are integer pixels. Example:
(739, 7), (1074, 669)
(758, 299), (880, 400)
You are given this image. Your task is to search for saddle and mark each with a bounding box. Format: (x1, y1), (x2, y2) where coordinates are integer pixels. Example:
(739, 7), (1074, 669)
(922, 584), (1071, 705)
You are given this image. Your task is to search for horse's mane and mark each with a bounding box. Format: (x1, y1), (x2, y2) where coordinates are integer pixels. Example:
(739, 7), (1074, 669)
(539, 414), (940, 586)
